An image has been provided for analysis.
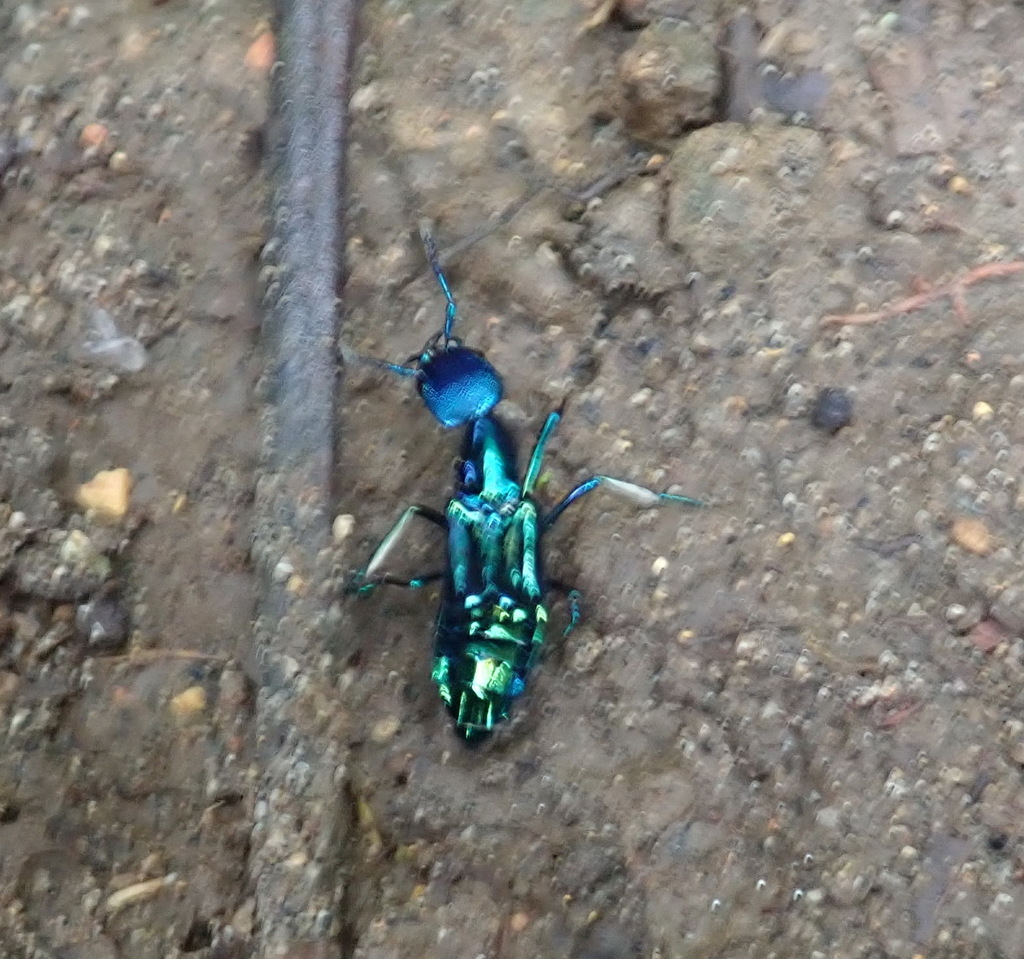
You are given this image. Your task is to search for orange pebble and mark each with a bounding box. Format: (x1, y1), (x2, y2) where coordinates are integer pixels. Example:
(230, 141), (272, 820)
(244, 32), (276, 73)
(951, 517), (993, 556)
(510, 912), (530, 933)
(80, 122), (108, 149)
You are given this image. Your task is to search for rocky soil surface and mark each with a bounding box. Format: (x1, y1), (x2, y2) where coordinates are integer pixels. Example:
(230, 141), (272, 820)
(3, 0), (1024, 957)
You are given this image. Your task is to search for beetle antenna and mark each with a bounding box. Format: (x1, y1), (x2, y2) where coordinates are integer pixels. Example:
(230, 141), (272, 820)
(419, 219), (459, 344)
(339, 342), (420, 379)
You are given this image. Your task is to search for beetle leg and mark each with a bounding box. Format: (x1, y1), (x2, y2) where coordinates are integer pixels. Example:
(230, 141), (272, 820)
(339, 342), (422, 379)
(564, 588), (582, 636)
(548, 580), (582, 636)
(543, 475), (703, 532)
(519, 503), (541, 600)
(446, 500), (476, 598)
(354, 571), (444, 593)
(420, 222), (459, 343)
(522, 409), (562, 496)
(347, 504), (447, 594)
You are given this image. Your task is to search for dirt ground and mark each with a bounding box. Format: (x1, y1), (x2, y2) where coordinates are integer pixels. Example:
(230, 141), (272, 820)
(4, 0), (1024, 956)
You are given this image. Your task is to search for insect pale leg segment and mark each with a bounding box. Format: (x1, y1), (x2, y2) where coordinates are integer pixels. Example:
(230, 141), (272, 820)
(543, 476), (704, 532)
(347, 504), (448, 594)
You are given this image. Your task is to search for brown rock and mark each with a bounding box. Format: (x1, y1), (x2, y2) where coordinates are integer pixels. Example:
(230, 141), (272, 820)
(617, 20), (719, 143)
(968, 619), (1006, 653)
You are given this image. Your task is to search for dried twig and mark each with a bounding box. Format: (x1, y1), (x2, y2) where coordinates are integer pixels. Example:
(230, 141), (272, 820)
(821, 260), (1024, 328)
(96, 649), (226, 665)
(875, 699), (923, 730)
(105, 874), (178, 914)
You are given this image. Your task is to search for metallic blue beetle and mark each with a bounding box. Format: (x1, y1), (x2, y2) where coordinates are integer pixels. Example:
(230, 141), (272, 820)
(349, 225), (701, 740)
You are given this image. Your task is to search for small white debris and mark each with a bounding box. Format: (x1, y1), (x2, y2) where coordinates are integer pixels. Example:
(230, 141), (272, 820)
(105, 874), (177, 914)
(81, 307), (147, 373)
(273, 558), (294, 583)
(332, 513), (356, 544)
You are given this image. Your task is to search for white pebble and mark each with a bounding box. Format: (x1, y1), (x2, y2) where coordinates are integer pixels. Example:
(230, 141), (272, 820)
(332, 513), (355, 544)
(273, 558), (294, 583)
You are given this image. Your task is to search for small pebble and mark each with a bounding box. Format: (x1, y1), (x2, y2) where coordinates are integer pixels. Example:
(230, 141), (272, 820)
(651, 556), (669, 576)
(332, 513), (355, 544)
(79, 122), (108, 148)
(244, 31), (276, 73)
(68, 5), (91, 29)
(972, 401), (994, 424)
(350, 82), (381, 113)
(169, 685), (207, 718)
(945, 603), (967, 624)
(792, 654), (814, 682)
(231, 899), (256, 938)
(968, 619), (1006, 653)
(777, 531), (796, 548)
(371, 716), (400, 742)
(272, 558), (294, 583)
(108, 151), (130, 173)
(724, 395), (749, 416)
(59, 529), (99, 566)
(948, 175), (972, 195)
(945, 601), (982, 634)
(0, 671), (21, 704)
(734, 632), (759, 657)
(510, 912), (531, 933)
(950, 517), (993, 556)
(119, 29), (151, 60)
(810, 387), (853, 434)
(76, 468), (132, 520)
(76, 592), (130, 652)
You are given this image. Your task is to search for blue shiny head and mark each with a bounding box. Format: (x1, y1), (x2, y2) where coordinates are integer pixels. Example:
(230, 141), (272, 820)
(367, 223), (503, 428)
(418, 345), (503, 428)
